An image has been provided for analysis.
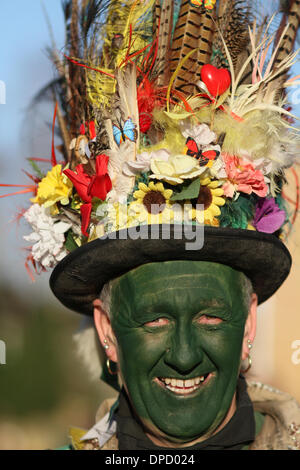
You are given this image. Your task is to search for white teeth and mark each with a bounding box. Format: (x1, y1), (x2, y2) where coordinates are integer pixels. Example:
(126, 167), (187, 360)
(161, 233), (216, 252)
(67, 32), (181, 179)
(160, 375), (209, 393)
(166, 385), (194, 395)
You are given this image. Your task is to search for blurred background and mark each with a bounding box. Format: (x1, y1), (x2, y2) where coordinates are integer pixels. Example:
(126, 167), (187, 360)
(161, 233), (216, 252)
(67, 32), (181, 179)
(0, 0), (299, 450)
(0, 0), (117, 450)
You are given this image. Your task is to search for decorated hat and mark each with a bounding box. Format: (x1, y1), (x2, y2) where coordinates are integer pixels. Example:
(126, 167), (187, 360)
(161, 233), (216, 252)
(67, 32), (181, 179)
(2, 0), (300, 315)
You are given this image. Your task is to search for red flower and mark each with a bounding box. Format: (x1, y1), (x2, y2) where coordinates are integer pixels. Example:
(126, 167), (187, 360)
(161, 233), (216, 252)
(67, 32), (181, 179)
(64, 154), (112, 237)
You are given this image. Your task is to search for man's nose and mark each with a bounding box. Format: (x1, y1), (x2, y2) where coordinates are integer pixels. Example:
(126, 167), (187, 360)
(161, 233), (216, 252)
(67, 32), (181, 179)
(163, 324), (204, 374)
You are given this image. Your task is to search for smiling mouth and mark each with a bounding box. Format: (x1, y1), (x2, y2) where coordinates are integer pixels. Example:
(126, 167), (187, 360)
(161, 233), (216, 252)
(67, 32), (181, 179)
(155, 373), (212, 396)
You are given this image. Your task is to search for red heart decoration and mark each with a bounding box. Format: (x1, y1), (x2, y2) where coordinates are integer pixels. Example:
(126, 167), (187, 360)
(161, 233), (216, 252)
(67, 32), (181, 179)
(201, 64), (231, 97)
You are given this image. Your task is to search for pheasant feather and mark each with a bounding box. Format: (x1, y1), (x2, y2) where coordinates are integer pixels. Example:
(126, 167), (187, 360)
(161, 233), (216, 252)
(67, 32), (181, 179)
(212, 0), (251, 74)
(270, 0), (300, 96)
(153, 0), (174, 86)
(274, 0), (300, 66)
(170, 1), (215, 94)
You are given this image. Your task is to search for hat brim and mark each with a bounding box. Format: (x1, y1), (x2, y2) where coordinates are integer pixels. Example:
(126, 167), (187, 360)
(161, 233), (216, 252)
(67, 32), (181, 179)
(50, 224), (292, 316)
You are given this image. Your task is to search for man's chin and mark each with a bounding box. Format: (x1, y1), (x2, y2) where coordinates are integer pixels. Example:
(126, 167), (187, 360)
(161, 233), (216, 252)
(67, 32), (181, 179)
(137, 410), (221, 447)
(136, 383), (237, 447)
(142, 419), (218, 448)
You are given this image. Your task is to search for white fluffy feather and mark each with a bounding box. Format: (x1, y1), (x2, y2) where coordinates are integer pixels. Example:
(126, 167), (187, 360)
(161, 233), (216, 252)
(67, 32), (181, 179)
(73, 317), (105, 381)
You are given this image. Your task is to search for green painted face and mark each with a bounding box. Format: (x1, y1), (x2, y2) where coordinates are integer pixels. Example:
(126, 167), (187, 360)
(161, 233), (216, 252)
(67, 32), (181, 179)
(110, 261), (249, 443)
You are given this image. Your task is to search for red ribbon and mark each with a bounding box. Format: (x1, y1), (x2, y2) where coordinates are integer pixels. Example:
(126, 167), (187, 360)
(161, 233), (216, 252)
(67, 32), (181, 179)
(51, 102), (58, 167)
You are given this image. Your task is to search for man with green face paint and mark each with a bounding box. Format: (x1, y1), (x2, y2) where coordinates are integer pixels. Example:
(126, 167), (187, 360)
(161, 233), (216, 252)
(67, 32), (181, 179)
(50, 223), (300, 450)
(93, 261), (257, 449)
(50, 217), (300, 450)
(37, 0), (300, 451)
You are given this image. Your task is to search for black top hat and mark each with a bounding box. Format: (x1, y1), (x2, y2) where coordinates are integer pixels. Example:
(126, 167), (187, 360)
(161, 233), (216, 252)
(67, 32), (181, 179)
(50, 224), (291, 316)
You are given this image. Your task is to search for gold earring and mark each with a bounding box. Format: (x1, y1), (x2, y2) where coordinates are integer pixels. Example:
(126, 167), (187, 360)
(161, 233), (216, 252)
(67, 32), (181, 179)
(106, 359), (118, 375)
(103, 339), (109, 350)
(241, 355), (252, 374)
(241, 340), (253, 374)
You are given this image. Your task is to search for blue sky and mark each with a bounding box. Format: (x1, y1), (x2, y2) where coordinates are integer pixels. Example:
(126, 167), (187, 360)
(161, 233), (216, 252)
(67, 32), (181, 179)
(0, 1), (66, 295)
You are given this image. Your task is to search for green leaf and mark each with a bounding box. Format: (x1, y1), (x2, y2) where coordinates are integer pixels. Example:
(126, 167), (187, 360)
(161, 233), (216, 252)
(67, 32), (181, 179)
(170, 179), (200, 202)
(28, 159), (45, 179)
(65, 230), (78, 252)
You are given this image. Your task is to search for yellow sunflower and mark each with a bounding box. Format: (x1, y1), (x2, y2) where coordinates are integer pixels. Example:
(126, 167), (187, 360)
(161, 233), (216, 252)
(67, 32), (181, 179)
(189, 177), (225, 225)
(129, 181), (174, 225)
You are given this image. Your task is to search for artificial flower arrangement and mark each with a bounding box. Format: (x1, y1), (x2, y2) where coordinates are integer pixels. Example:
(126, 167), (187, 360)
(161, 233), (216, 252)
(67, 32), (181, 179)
(1, 0), (299, 276)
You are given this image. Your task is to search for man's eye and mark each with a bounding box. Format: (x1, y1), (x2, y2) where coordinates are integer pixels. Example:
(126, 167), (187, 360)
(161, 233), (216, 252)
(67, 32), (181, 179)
(144, 317), (170, 327)
(197, 315), (223, 325)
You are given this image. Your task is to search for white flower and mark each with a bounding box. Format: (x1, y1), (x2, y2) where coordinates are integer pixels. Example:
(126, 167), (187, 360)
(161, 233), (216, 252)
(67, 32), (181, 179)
(181, 122), (217, 147)
(106, 141), (136, 203)
(150, 154), (206, 185)
(23, 204), (71, 269)
(123, 149), (170, 176)
(208, 153), (227, 179)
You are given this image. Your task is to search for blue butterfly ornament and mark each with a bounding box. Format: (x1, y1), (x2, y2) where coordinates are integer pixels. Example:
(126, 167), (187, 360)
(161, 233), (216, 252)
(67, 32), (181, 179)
(113, 118), (138, 146)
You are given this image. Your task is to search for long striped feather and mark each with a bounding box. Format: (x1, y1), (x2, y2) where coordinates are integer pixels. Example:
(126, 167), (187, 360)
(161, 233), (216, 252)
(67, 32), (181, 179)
(262, 0), (300, 103)
(153, 0), (174, 86)
(273, 0), (300, 67)
(170, 1), (215, 94)
(212, 0), (251, 73)
(195, 8), (216, 81)
(153, 0), (161, 36)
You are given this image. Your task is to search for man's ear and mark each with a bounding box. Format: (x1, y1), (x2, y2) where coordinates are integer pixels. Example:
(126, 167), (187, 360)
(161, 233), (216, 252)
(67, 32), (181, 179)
(93, 298), (118, 363)
(241, 293), (257, 361)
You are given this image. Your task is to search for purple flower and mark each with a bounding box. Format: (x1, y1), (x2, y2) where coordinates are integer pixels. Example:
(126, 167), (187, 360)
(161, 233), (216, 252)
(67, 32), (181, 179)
(253, 198), (286, 234)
